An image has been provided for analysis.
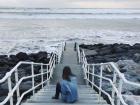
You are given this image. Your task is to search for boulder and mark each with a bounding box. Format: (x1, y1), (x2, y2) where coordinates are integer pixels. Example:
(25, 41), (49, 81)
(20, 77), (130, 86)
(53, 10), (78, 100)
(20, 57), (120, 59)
(16, 52), (29, 61)
(113, 45), (127, 53)
(20, 81), (32, 92)
(9, 55), (18, 62)
(133, 53), (140, 63)
(0, 55), (7, 59)
(0, 58), (9, 67)
(98, 47), (113, 55)
(0, 81), (15, 97)
(120, 68), (127, 73)
(0, 96), (7, 103)
(84, 50), (98, 56)
(0, 66), (9, 72)
(132, 43), (140, 49)
(124, 95), (140, 105)
(80, 43), (140, 63)
(36, 51), (48, 63)
(28, 53), (37, 62)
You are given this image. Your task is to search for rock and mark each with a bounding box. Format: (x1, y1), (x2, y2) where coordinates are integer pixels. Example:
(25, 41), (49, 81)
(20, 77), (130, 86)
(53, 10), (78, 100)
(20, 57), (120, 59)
(16, 52), (29, 61)
(84, 50), (98, 56)
(124, 95), (140, 105)
(0, 96), (7, 103)
(0, 66), (9, 72)
(9, 55), (18, 62)
(131, 89), (140, 95)
(133, 53), (140, 63)
(120, 68), (127, 73)
(36, 51), (48, 63)
(0, 55), (7, 59)
(20, 81), (32, 92)
(1, 81), (15, 90)
(98, 47), (113, 55)
(91, 56), (106, 63)
(113, 45), (128, 53)
(132, 43), (140, 49)
(28, 53), (37, 62)
(95, 43), (104, 48)
(80, 43), (140, 63)
(0, 58), (9, 67)
(0, 51), (51, 104)
(0, 81), (15, 97)
(104, 57), (119, 62)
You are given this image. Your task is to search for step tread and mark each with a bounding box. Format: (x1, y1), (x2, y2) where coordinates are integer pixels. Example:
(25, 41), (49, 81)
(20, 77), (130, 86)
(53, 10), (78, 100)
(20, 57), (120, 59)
(22, 103), (109, 105)
(27, 99), (107, 104)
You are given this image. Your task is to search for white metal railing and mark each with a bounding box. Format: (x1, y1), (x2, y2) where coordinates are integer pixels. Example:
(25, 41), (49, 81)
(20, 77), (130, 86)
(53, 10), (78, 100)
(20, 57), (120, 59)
(0, 54), (55, 105)
(57, 42), (66, 63)
(77, 44), (140, 105)
(0, 42), (65, 105)
(53, 42), (66, 63)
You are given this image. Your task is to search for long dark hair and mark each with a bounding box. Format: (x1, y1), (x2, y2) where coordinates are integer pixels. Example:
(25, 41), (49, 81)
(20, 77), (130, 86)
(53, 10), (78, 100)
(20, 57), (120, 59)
(62, 66), (75, 81)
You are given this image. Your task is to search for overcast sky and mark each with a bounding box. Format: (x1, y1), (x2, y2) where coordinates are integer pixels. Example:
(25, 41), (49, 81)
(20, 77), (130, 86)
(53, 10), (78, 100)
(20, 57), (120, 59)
(0, 0), (140, 8)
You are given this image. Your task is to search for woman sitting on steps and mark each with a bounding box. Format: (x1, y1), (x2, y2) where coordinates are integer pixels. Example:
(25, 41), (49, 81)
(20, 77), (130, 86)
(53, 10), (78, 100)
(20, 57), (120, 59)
(52, 66), (78, 103)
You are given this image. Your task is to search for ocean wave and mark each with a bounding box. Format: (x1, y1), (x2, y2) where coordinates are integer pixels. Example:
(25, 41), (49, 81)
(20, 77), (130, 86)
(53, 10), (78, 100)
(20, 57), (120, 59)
(0, 8), (140, 19)
(0, 8), (140, 13)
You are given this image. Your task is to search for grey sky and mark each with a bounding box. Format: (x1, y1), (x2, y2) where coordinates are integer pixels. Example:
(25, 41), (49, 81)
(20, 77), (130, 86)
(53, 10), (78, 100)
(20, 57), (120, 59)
(0, 0), (140, 8)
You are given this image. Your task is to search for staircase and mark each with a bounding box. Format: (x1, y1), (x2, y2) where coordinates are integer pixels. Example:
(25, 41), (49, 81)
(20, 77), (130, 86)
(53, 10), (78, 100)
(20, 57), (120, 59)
(22, 85), (108, 105)
(21, 42), (109, 105)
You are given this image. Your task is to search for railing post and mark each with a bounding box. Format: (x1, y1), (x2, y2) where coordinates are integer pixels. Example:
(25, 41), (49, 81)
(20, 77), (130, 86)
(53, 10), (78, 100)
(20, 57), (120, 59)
(31, 63), (35, 95)
(55, 54), (58, 64)
(14, 69), (20, 102)
(117, 78), (123, 105)
(87, 65), (90, 85)
(82, 50), (84, 63)
(64, 42), (66, 51)
(83, 63), (86, 80)
(8, 77), (13, 105)
(58, 46), (62, 63)
(112, 70), (117, 103)
(92, 65), (95, 88)
(85, 64), (88, 86)
(46, 65), (49, 86)
(77, 44), (81, 64)
(41, 63), (44, 88)
(79, 49), (81, 63)
(99, 64), (103, 102)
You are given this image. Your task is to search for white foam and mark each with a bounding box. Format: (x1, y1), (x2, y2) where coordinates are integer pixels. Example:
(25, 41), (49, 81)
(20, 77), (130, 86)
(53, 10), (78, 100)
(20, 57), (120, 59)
(0, 8), (140, 19)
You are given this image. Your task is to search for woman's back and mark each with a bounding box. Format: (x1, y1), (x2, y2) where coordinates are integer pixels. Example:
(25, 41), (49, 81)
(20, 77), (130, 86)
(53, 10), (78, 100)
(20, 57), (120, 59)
(60, 76), (78, 103)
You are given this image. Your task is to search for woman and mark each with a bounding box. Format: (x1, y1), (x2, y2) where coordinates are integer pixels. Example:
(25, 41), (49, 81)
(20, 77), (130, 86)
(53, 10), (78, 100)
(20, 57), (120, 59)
(52, 66), (78, 103)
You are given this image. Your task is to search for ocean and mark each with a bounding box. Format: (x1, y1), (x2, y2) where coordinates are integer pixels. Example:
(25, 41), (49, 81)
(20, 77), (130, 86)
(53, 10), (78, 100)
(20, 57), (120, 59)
(0, 8), (140, 55)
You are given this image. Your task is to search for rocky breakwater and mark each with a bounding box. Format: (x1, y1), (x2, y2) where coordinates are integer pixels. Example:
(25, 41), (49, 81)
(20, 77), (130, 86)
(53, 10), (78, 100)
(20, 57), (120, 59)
(0, 51), (51, 104)
(80, 43), (140, 105)
(80, 43), (140, 63)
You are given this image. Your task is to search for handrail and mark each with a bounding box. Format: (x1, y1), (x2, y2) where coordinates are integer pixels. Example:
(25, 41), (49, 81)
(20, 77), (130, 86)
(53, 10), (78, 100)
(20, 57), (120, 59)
(77, 44), (140, 105)
(0, 42), (65, 105)
(110, 62), (140, 87)
(0, 53), (56, 105)
(77, 43), (81, 63)
(0, 61), (50, 83)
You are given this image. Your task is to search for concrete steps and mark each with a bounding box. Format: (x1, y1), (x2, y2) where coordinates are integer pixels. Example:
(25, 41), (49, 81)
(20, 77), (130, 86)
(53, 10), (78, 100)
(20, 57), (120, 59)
(22, 85), (108, 105)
